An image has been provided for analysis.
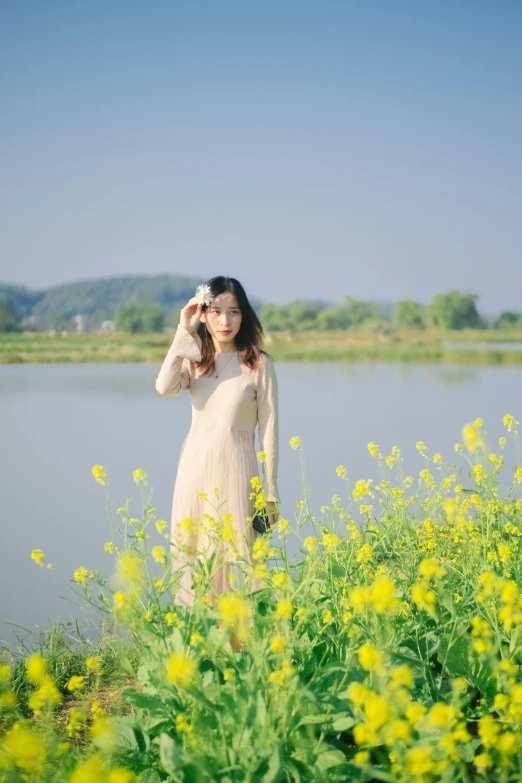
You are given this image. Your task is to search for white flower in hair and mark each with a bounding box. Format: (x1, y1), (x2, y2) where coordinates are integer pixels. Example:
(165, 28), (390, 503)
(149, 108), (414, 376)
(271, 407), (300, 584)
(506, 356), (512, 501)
(195, 284), (214, 306)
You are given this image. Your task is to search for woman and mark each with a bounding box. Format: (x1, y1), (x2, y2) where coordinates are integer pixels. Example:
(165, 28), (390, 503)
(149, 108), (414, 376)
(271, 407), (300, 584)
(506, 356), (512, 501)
(155, 275), (280, 608)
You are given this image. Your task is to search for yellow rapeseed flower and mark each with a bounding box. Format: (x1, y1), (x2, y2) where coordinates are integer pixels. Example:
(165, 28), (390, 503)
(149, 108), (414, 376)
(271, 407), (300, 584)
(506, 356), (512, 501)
(166, 652), (196, 689)
(156, 519), (167, 534)
(289, 436), (300, 449)
(31, 549), (45, 566)
(217, 592), (250, 630)
(151, 546), (166, 564)
(67, 675), (85, 692)
(133, 468), (147, 485)
(275, 599), (293, 621)
(358, 642), (383, 672)
(257, 450), (267, 463)
(92, 464), (107, 485)
(26, 654), (46, 685)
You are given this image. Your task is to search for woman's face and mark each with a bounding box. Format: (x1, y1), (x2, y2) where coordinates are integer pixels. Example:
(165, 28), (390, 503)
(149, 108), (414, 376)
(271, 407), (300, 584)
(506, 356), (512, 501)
(200, 291), (242, 349)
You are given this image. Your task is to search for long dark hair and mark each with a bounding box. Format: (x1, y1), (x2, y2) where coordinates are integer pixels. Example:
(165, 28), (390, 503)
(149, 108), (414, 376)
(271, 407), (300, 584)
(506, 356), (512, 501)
(194, 276), (267, 377)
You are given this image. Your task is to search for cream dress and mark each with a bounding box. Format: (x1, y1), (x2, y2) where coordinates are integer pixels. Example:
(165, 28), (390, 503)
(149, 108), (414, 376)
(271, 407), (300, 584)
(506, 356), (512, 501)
(155, 324), (280, 606)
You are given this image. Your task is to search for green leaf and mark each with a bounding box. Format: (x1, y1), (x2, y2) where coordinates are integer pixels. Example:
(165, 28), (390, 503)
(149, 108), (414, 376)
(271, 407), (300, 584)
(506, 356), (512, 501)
(122, 690), (168, 715)
(257, 691), (267, 726)
(331, 716), (355, 732)
(159, 733), (184, 776)
(456, 743), (476, 763)
(437, 635), (470, 677)
(331, 565), (346, 577)
(298, 713), (331, 726)
(262, 746), (284, 783)
(315, 748), (348, 771)
(284, 758), (312, 783)
(139, 771), (162, 783)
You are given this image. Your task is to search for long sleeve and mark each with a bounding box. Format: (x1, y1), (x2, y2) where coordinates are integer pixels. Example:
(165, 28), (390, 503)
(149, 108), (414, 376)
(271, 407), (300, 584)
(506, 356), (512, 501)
(155, 324), (202, 397)
(256, 354), (280, 503)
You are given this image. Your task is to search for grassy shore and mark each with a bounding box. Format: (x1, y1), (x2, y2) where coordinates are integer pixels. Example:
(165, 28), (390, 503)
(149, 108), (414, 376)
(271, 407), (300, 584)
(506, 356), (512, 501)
(1, 328), (522, 365)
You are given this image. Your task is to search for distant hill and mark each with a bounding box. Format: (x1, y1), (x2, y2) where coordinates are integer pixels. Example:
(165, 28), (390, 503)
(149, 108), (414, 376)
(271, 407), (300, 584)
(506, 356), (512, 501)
(0, 274), (264, 330)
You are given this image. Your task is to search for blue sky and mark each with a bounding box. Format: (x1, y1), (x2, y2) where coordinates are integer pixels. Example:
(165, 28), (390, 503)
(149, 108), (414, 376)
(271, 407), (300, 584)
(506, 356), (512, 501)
(1, 0), (521, 312)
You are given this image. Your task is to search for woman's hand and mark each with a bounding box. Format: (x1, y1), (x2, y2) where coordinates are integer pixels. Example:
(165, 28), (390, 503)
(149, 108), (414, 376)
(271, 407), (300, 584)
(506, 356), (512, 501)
(180, 297), (203, 334)
(266, 501), (279, 527)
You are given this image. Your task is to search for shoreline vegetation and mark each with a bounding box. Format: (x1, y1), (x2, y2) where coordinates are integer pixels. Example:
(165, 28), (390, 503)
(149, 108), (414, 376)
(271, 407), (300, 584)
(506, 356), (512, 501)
(2, 328), (522, 366)
(2, 420), (522, 780)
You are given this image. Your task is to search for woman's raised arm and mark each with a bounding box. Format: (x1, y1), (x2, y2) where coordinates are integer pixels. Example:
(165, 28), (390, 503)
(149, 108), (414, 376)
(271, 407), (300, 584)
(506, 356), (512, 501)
(155, 323), (202, 396)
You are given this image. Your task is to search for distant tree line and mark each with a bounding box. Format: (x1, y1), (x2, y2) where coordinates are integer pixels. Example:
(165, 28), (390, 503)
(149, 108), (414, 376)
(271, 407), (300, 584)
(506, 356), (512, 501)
(1, 281), (522, 333)
(258, 292), (521, 333)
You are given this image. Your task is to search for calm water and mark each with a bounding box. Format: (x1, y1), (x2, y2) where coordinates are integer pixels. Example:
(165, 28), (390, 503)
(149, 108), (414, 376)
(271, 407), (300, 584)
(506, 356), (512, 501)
(2, 361), (522, 645)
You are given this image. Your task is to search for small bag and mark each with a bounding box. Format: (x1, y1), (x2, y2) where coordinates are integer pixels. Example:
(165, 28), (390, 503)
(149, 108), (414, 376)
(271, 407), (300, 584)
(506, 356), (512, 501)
(251, 510), (271, 535)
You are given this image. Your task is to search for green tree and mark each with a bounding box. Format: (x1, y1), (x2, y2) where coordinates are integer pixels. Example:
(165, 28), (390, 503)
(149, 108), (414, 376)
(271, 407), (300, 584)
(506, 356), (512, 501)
(392, 298), (425, 329)
(0, 301), (21, 332)
(316, 295), (384, 331)
(426, 291), (483, 330)
(494, 311), (522, 329)
(115, 301), (165, 333)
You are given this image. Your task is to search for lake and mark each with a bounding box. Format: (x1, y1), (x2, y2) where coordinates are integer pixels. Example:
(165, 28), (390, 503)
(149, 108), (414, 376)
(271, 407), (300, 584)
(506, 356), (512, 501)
(2, 361), (522, 646)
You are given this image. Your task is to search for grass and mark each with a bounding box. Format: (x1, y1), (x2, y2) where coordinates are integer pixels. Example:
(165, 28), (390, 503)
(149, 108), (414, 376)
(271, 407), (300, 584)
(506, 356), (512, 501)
(1, 328), (522, 365)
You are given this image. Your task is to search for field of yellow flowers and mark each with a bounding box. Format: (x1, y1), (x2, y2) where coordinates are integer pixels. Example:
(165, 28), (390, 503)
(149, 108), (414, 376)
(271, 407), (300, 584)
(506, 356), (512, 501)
(2, 415), (522, 782)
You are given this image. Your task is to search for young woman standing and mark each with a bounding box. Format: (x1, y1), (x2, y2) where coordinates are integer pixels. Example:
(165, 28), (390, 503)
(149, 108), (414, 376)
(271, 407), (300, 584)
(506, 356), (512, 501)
(155, 276), (280, 607)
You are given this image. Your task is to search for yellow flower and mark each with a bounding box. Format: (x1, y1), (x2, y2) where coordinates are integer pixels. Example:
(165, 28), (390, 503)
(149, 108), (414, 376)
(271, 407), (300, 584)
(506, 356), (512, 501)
(336, 465), (348, 478)
(28, 676), (62, 714)
(69, 757), (107, 783)
(272, 571), (292, 590)
(356, 543), (373, 563)
(322, 609), (332, 624)
(428, 702), (457, 728)
(478, 714), (500, 748)
(270, 635), (285, 654)
(303, 536), (318, 553)
(74, 566), (89, 585)
(358, 642), (383, 672)
(217, 592), (250, 630)
(416, 441), (427, 455)
(115, 552), (142, 586)
(108, 768), (135, 783)
(67, 675), (85, 692)
(198, 490), (208, 500)
(405, 747), (435, 775)
(252, 537), (269, 560)
(31, 549), (45, 566)
(369, 575), (400, 614)
(26, 654), (46, 684)
(250, 475), (262, 492)
(275, 599), (293, 621)
(278, 518), (289, 534)
(156, 519), (168, 534)
(514, 467), (522, 484)
(349, 585), (371, 613)
(133, 468), (147, 485)
(104, 542), (114, 553)
(223, 668), (235, 682)
(433, 453), (442, 464)
(257, 450), (267, 463)
(367, 442), (380, 457)
(419, 558), (446, 580)
(190, 632), (204, 646)
(289, 436), (300, 449)
(86, 656), (101, 672)
(503, 414), (518, 432)
(92, 464), (107, 485)
(179, 517), (195, 536)
(166, 652), (196, 689)
(322, 532), (341, 550)
(151, 546), (166, 564)
(473, 753), (493, 774)
(2, 727), (47, 775)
